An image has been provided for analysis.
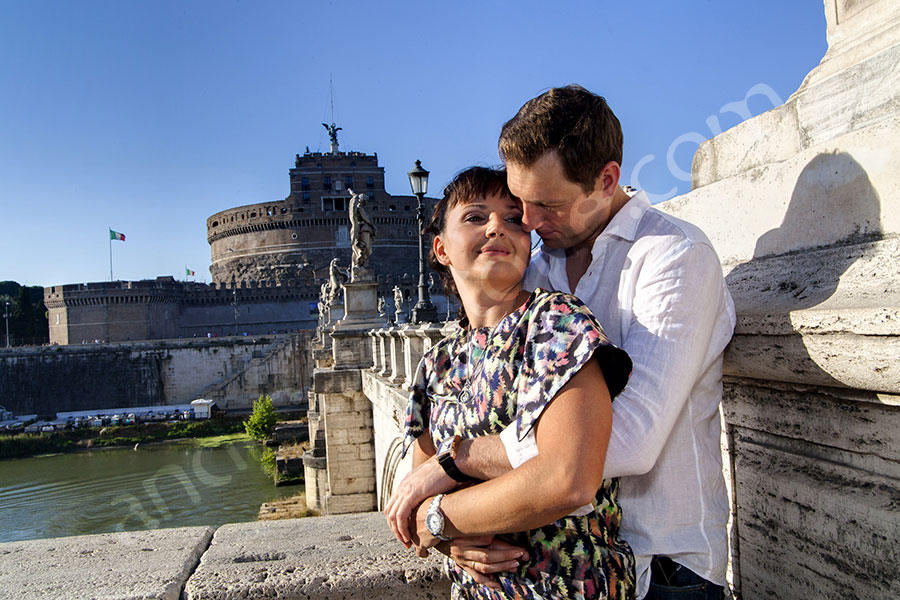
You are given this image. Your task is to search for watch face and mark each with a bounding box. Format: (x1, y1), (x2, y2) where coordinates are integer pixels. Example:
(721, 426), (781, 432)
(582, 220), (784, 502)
(425, 510), (444, 536)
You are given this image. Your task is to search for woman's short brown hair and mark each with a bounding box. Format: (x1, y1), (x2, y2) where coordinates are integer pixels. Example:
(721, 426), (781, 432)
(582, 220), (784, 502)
(498, 84), (623, 192)
(426, 166), (513, 315)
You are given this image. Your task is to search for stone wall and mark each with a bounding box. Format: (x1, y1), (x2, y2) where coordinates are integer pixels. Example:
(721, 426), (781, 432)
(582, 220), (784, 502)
(0, 333), (314, 416)
(657, 1), (900, 597)
(45, 278), (323, 345)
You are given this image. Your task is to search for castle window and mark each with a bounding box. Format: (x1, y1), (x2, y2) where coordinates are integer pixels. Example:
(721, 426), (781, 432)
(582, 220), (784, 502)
(301, 177), (309, 189)
(366, 176), (374, 187)
(389, 205), (396, 211)
(281, 207), (287, 214)
(350, 161), (356, 166)
(212, 221), (219, 227)
(345, 175), (352, 187)
(322, 197), (347, 212)
(303, 191), (310, 201)
(250, 212), (257, 218)
(405, 206), (410, 211)
(323, 175), (331, 189)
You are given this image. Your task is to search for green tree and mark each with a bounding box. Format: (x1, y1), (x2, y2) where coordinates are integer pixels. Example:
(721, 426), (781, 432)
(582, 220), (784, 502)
(0, 282), (48, 345)
(244, 395), (277, 441)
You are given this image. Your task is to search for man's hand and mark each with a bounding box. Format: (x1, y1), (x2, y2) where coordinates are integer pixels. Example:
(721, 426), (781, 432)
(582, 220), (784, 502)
(385, 456), (457, 547)
(446, 536), (526, 591)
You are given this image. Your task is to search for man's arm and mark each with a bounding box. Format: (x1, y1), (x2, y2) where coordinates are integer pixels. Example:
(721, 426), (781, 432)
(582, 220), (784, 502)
(485, 241), (732, 480)
(602, 241), (732, 477)
(383, 430), (512, 547)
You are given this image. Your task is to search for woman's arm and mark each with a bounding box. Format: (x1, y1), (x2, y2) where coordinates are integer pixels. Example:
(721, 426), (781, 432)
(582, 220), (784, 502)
(411, 359), (613, 547)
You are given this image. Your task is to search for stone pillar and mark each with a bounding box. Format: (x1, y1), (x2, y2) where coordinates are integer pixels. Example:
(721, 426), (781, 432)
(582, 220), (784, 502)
(314, 369), (377, 514)
(304, 276), (388, 515)
(377, 329), (392, 377)
(660, 2), (900, 598)
(388, 329), (406, 385)
(368, 329), (381, 373)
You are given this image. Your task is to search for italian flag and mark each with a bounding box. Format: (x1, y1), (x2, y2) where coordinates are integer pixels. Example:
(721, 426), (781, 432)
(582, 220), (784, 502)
(110, 229), (126, 241)
(185, 267), (195, 276)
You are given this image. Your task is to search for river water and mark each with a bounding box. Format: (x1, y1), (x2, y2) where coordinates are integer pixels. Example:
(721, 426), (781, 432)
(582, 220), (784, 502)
(0, 440), (302, 544)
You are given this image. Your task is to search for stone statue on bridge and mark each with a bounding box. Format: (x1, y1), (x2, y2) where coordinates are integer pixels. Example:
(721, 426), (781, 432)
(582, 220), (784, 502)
(348, 189), (376, 281)
(326, 258), (348, 307)
(393, 285), (405, 323)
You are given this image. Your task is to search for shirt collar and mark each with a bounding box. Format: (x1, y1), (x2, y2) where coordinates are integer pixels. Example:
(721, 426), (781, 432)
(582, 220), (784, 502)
(600, 190), (650, 243)
(533, 189), (652, 264)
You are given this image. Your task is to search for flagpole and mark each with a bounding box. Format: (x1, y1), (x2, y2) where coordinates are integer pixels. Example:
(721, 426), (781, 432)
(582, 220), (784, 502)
(109, 227), (113, 281)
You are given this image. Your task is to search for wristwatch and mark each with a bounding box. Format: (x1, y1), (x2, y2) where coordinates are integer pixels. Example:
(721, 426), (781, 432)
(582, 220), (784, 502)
(437, 435), (471, 483)
(425, 493), (451, 542)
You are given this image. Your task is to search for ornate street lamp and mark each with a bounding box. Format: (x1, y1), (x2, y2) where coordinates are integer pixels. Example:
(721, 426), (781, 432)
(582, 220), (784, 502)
(408, 160), (437, 323)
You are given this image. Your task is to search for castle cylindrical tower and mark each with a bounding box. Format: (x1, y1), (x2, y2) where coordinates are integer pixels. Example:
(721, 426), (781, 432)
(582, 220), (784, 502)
(207, 150), (430, 293)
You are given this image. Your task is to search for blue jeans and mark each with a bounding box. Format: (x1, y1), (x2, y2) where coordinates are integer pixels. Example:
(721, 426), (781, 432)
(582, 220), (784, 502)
(645, 558), (725, 600)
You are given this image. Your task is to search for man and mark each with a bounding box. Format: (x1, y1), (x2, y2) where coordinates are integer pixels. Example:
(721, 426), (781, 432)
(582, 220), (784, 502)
(386, 85), (735, 599)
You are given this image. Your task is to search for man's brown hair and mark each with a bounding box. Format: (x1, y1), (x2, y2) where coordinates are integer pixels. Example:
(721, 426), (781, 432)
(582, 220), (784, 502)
(498, 84), (623, 192)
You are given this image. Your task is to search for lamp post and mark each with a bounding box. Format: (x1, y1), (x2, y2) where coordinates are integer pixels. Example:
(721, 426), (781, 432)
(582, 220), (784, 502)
(408, 159), (437, 323)
(3, 299), (9, 348)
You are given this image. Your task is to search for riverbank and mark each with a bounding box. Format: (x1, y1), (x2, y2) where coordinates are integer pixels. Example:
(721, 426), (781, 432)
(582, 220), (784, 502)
(0, 417), (247, 459)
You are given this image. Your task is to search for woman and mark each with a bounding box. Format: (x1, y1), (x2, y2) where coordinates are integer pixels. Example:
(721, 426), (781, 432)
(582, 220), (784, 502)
(389, 166), (635, 599)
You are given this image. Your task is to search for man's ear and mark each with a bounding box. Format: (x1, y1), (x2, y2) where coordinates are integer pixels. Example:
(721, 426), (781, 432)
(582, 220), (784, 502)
(433, 234), (451, 266)
(594, 161), (622, 196)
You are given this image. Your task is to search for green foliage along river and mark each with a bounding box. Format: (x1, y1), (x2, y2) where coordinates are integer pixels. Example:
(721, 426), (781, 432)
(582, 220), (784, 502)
(0, 438), (302, 544)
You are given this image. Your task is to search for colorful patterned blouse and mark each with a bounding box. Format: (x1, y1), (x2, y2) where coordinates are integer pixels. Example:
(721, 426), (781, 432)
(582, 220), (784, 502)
(403, 289), (636, 600)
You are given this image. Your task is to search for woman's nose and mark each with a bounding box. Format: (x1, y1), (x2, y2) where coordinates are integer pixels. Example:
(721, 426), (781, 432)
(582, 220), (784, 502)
(486, 214), (505, 237)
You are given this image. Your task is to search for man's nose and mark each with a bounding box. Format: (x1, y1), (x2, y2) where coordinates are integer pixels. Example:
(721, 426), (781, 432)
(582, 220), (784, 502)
(520, 205), (539, 233)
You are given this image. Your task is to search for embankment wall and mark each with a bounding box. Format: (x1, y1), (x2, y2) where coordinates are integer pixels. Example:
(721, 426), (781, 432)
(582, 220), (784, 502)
(0, 333), (314, 416)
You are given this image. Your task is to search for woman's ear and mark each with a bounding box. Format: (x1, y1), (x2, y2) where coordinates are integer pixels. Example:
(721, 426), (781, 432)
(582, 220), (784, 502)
(433, 234), (451, 266)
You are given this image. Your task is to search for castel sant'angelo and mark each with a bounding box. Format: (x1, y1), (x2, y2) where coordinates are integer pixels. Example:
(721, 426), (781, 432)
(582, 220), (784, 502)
(43, 126), (435, 345)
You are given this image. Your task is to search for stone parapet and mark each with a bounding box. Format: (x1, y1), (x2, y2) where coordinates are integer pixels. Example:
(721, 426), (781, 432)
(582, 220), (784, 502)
(0, 526), (214, 600)
(0, 514), (448, 599)
(185, 513), (448, 599)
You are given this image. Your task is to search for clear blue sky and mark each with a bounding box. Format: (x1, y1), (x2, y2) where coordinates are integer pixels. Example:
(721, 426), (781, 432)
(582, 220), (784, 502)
(0, 1), (827, 287)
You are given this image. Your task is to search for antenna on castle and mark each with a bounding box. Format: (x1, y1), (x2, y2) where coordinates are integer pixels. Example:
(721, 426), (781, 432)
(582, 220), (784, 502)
(322, 75), (342, 155)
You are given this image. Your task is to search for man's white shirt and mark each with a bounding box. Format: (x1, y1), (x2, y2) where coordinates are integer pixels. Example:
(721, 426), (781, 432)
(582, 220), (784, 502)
(508, 190), (736, 599)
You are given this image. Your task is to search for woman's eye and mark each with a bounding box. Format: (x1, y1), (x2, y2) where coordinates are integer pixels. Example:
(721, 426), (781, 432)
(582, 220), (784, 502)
(463, 214), (484, 222)
(507, 215), (523, 224)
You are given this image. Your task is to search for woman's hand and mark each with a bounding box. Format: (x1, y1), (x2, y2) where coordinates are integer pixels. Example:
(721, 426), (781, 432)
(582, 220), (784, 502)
(447, 536), (525, 591)
(385, 455), (457, 547)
